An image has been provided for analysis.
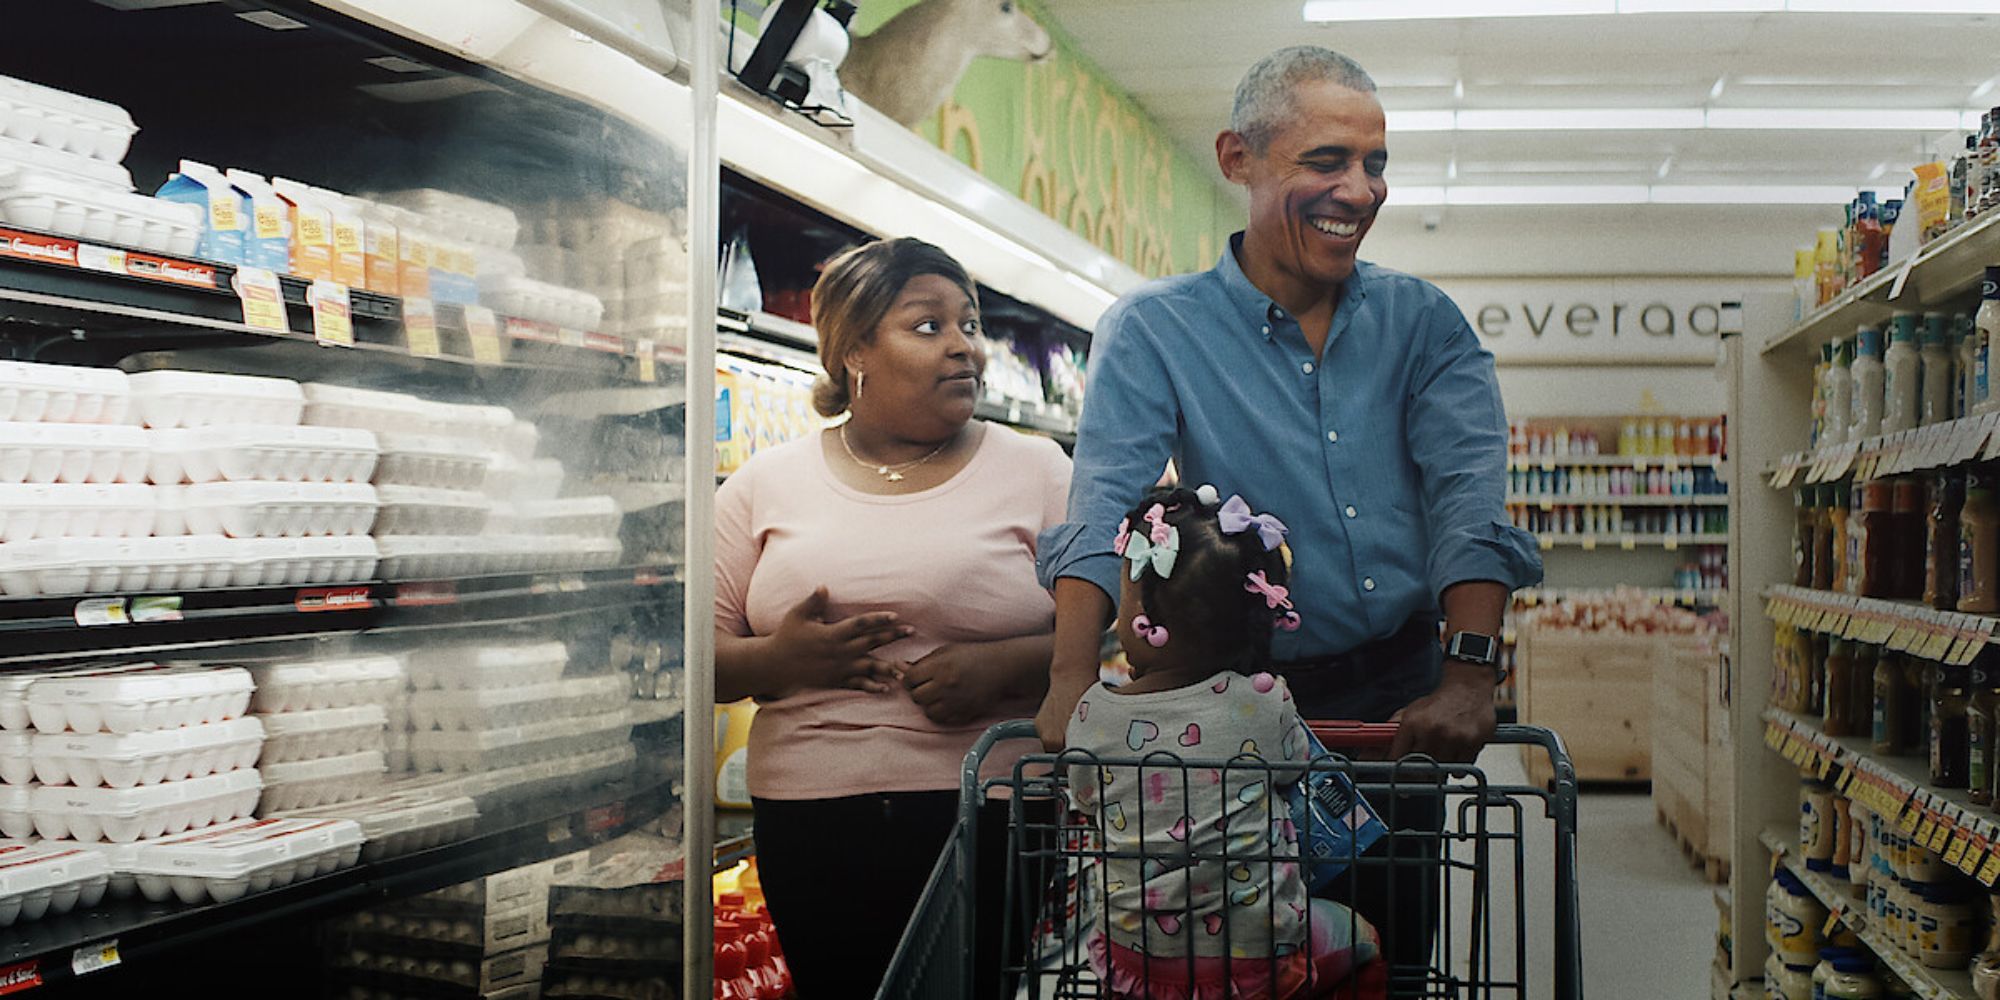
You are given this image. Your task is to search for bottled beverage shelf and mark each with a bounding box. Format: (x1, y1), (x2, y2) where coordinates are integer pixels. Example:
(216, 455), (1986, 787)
(1763, 586), (1995, 667)
(1533, 533), (1725, 550)
(1508, 454), (1722, 471)
(1508, 494), (1730, 507)
(1765, 209), (2000, 361)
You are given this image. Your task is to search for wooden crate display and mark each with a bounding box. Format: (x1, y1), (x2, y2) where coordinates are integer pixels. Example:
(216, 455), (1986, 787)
(1516, 627), (1658, 784)
(1652, 636), (1732, 883)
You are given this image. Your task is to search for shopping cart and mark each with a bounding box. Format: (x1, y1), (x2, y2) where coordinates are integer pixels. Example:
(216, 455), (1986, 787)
(874, 720), (1581, 1000)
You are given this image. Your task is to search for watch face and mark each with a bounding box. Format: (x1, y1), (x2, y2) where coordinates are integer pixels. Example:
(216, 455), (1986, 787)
(1453, 632), (1498, 664)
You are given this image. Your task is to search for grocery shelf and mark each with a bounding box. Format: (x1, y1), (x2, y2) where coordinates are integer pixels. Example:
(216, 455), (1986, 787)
(0, 563), (679, 666)
(1764, 210), (2000, 360)
(1765, 708), (2000, 894)
(975, 399), (1078, 446)
(0, 223), (674, 382)
(1516, 586), (1728, 607)
(1507, 454), (1722, 471)
(1508, 494), (1730, 507)
(1533, 533), (1726, 549)
(718, 309), (817, 351)
(1758, 828), (1975, 1000)
(1762, 585), (1995, 665)
(1765, 414), (2000, 490)
(0, 775), (675, 995)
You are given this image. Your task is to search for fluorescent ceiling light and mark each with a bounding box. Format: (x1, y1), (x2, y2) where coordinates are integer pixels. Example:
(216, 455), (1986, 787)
(1385, 184), (1899, 206)
(1306, 0), (1990, 18)
(1385, 107), (1980, 133)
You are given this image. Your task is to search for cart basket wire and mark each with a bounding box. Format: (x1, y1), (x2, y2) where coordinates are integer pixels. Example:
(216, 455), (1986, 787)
(874, 720), (1580, 1000)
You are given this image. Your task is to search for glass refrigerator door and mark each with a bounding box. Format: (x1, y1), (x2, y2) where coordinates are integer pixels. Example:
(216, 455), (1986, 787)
(0, 0), (713, 991)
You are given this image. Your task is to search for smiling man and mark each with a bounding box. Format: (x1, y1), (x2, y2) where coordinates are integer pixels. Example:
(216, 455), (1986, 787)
(1034, 46), (1542, 984)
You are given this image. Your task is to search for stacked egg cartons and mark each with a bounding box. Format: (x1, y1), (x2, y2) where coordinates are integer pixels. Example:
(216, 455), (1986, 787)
(0, 360), (150, 597)
(323, 849), (588, 1000)
(301, 383), (623, 579)
(518, 196), (684, 347)
(245, 653), (401, 817)
(376, 187), (606, 333)
(0, 662), (268, 913)
(138, 371), (383, 592)
(0, 73), (203, 256)
(543, 847), (684, 1000)
(403, 640), (634, 805)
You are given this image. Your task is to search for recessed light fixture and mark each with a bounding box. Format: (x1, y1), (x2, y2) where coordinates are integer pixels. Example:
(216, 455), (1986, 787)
(1382, 107), (1979, 133)
(234, 9), (307, 30)
(1384, 184), (1900, 206)
(1305, 0), (1992, 19)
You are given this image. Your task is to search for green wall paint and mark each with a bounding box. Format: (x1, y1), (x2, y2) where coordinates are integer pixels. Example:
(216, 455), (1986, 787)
(849, 0), (1242, 278)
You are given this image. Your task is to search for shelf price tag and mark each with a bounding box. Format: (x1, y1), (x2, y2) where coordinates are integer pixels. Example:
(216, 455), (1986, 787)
(1663, 536), (1678, 551)
(1947, 832), (1972, 866)
(71, 938), (118, 977)
(1580, 535), (1597, 551)
(1930, 815), (1955, 852)
(463, 306), (503, 365)
(1537, 535), (1553, 551)
(402, 296), (441, 358)
(636, 339), (657, 384)
(1620, 535), (1637, 551)
(308, 280), (354, 348)
(1982, 852), (2000, 888)
(234, 266), (288, 333)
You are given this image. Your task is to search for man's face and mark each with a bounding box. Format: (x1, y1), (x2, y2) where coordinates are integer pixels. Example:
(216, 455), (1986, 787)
(1222, 80), (1389, 290)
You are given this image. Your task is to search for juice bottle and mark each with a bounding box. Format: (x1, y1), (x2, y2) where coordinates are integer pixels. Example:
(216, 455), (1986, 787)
(1979, 269), (2000, 419)
(1824, 338), (1854, 447)
(1815, 228), (1842, 307)
(1825, 636), (1855, 735)
(1795, 247), (1816, 324)
(1883, 313), (1921, 434)
(1968, 662), (1998, 806)
(1847, 638), (1875, 737)
(1850, 325), (1886, 441)
(1928, 471), (1965, 610)
(1855, 193), (1885, 281)
(1795, 487), (1818, 587)
(1921, 312), (1955, 426)
(1961, 471), (2000, 615)
(1892, 478), (1926, 600)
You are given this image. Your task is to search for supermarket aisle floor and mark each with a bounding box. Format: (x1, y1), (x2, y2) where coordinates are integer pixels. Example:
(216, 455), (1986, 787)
(1465, 745), (1717, 997)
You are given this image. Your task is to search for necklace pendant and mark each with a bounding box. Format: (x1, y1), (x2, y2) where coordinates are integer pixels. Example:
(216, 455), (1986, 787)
(875, 465), (889, 475)
(886, 472), (905, 482)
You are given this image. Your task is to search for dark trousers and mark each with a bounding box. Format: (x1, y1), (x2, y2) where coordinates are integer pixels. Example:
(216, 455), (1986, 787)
(1275, 615), (1447, 996)
(752, 792), (1017, 1000)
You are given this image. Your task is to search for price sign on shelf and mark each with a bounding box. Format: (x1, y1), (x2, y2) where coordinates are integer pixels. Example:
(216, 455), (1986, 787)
(234, 266), (288, 333)
(70, 939), (118, 977)
(402, 296), (441, 358)
(636, 339), (657, 384)
(463, 306), (503, 365)
(308, 280), (353, 348)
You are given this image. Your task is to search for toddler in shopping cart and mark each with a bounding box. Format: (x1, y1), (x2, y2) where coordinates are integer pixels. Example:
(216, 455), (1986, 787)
(1063, 485), (1386, 1000)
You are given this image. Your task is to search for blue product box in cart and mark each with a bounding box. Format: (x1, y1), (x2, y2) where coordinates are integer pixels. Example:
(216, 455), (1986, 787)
(1292, 724), (1388, 892)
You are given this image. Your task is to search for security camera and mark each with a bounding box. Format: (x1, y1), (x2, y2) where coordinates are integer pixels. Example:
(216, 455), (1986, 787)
(1422, 212), (1442, 232)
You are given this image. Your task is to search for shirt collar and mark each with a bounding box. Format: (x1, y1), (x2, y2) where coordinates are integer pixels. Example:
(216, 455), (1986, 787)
(1214, 231), (1373, 341)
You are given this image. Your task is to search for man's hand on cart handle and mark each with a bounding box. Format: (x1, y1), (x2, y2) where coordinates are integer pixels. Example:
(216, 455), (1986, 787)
(1386, 660), (1498, 763)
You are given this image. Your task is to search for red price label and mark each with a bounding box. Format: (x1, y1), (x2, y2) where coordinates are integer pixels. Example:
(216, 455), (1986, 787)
(294, 586), (374, 613)
(393, 582), (457, 607)
(584, 801), (625, 834)
(0, 960), (39, 995)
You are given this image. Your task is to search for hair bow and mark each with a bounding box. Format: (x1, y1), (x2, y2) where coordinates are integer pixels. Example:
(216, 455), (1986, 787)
(1141, 504), (1172, 544)
(1218, 495), (1288, 551)
(1112, 517), (1133, 557)
(1123, 527), (1179, 581)
(1244, 570), (1290, 609)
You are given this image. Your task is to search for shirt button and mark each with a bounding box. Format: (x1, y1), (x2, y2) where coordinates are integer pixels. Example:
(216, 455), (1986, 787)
(1345, 505), (1357, 518)
(1302, 362), (1315, 374)
(1363, 577), (1376, 592)
(1326, 430), (1339, 444)
(1261, 325), (1271, 336)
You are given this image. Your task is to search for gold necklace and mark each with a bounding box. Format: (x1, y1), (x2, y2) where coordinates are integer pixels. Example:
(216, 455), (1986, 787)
(839, 424), (954, 482)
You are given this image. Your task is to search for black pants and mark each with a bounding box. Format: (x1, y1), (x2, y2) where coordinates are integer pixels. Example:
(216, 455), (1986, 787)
(1275, 615), (1448, 995)
(753, 792), (1023, 1000)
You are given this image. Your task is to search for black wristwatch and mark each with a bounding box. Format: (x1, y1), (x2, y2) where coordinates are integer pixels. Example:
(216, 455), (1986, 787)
(1446, 630), (1509, 685)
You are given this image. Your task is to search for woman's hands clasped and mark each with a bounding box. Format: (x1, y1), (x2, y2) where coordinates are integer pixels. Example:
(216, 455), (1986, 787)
(766, 586), (912, 698)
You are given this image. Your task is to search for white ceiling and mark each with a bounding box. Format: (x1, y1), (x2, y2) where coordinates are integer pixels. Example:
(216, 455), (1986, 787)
(1037, 3), (2000, 198)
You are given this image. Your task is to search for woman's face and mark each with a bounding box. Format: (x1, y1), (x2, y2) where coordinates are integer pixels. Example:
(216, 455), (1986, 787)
(846, 273), (986, 437)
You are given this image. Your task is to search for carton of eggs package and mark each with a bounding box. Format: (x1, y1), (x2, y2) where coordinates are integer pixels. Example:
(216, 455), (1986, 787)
(258, 704), (388, 766)
(280, 787), (478, 862)
(256, 750), (387, 814)
(23, 663), (252, 736)
(11, 716), (263, 788)
(122, 815), (365, 904)
(248, 655), (404, 714)
(408, 674), (626, 733)
(0, 841), (110, 927)
(6, 767), (262, 843)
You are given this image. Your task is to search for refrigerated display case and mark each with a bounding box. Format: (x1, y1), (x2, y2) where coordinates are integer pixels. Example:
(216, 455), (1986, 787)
(0, 0), (715, 995)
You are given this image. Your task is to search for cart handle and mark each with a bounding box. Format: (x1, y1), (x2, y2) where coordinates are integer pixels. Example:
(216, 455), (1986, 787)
(1305, 720), (1398, 750)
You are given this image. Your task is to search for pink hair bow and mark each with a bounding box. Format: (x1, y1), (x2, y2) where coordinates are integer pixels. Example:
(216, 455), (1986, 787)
(1141, 504), (1171, 544)
(1244, 570), (1290, 609)
(1112, 517), (1133, 556)
(1218, 495), (1288, 551)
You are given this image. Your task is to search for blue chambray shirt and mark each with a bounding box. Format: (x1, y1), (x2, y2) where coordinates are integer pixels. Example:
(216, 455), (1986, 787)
(1038, 234), (1543, 659)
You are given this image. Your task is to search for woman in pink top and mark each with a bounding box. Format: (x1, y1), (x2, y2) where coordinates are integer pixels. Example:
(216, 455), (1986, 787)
(715, 238), (1070, 998)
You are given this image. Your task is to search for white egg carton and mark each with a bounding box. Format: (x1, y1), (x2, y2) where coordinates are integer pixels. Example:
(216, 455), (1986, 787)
(0, 171), (200, 255)
(154, 481), (379, 538)
(256, 750), (386, 814)
(0, 361), (131, 424)
(26, 664), (252, 736)
(0, 787), (27, 838)
(0, 422), (147, 484)
(223, 535), (379, 589)
(0, 732), (27, 785)
(490, 496), (620, 538)
(0, 841), (110, 926)
(482, 454), (564, 503)
(0, 75), (138, 161)
(248, 654), (405, 714)
(478, 274), (604, 331)
(372, 485), (492, 536)
(0, 133), (132, 191)
(407, 675), (627, 733)
(30, 716), (263, 788)
(257, 705), (387, 765)
(0, 534), (378, 596)
(123, 816), (365, 905)
(372, 434), (491, 491)
(280, 788), (477, 862)
(384, 729), (410, 774)
(406, 641), (567, 692)
(148, 425), (379, 485)
(372, 189), (518, 250)
(421, 401), (518, 449)
(500, 420), (538, 462)
(408, 709), (631, 774)
(300, 383), (433, 435)
(374, 534), (621, 581)
(27, 767), (261, 842)
(0, 483), (153, 541)
(0, 663), (161, 732)
(127, 371), (305, 430)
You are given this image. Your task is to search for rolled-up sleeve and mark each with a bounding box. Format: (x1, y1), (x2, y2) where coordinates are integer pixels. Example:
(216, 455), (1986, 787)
(1405, 308), (1543, 600)
(1036, 301), (1179, 602)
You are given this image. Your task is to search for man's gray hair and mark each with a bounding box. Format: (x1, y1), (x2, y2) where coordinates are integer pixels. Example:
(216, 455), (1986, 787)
(1230, 46), (1377, 154)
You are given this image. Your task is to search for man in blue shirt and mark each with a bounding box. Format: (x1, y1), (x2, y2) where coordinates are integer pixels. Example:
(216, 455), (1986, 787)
(1035, 44), (1543, 980)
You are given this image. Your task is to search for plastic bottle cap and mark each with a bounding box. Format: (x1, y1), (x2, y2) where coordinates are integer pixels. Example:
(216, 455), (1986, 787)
(1831, 953), (1875, 974)
(1890, 313), (1918, 343)
(1986, 266), (2000, 299)
(716, 919), (743, 943)
(1923, 313), (1951, 346)
(1858, 326), (1884, 357)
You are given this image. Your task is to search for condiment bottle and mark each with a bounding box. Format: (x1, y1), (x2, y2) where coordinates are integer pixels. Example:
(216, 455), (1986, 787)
(1820, 483), (1845, 592)
(1970, 662), (2000, 807)
(1848, 639), (1876, 738)
(1929, 471), (1966, 610)
(1964, 313), (1985, 420)
(1852, 325), (1888, 440)
(1884, 313), (1923, 434)
(1916, 880), (1979, 969)
(1961, 470), (2000, 614)
(1768, 869), (1828, 967)
(1810, 632), (1829, 718)
(1893, 478), (1926, 600)
(1973, 888), (2000, 1000)
(1827, 338), (1856, 447)
(1826, 637), (1857, 736)
(1797, 487), (1820, 587)
(1856, 481), (1892, 597)
(1874, 647), (1908, 755)
(1909, 657), (1935, 758)
(1933, 662), (1971, 788)
(1823, 947), (1883, 999)
(1981, 268), (2000, 417)
(1922, 312), (1956, 426)
(1802, 772), (1837, 872)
